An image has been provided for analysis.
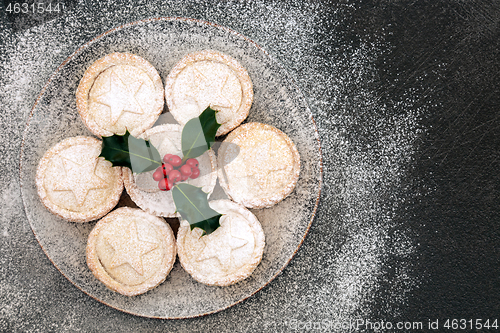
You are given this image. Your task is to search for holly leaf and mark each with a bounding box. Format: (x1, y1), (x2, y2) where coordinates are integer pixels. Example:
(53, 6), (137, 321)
(99, 130), (162, 173)
(172, 183), (221, 235)
(181, 107), (221, 160)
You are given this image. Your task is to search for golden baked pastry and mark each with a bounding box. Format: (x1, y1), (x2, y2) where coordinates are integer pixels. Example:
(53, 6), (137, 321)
(36, 136), (123, 222)
(76, 52), (164, 137)
(176, 200), (265, 286)
(164, 50), (253, 136)
(123, 124), (217, 217)
(86, 207), (176, 296)
(218, 122), (300, 209)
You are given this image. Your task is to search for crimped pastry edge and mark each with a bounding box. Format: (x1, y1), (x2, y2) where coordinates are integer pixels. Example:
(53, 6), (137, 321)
(217, 122), (301, 209)
(176, 199), (265, 286)
(76, 52), (164, 137)
(164, 50), (253, 136)
(122, 124), (218, 217)
(86, 207), (177, 296)
(35, 136), (123, 223)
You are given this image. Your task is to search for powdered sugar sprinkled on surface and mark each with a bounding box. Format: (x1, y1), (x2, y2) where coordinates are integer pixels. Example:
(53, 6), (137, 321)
(18, 17), (322, 319)
(306, 5), (424, 323)
(0, 0), (423, 330)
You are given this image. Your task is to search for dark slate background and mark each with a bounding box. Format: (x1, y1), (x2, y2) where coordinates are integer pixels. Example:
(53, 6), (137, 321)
(0, 1), (498, 332)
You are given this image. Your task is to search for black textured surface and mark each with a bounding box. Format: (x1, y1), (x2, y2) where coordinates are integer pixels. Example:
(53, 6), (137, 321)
(1, 0), (499, 332)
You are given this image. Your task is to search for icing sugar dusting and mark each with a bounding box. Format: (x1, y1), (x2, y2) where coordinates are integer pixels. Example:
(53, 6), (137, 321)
(309, 3), (423, 322)
(1, 182), (23, 238)
(1, 0), (422, 329)
(14, 13), (322, 320)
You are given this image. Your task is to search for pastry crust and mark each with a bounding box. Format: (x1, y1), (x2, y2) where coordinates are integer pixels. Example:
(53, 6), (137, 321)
(76, 52), (164, 137)
(176, 200), (265, 286)
(123, 124), (217, 217)
(36, 136), (123, 222)
(86, 207), (176, 296)
(165, 50), (253, 136)
(218, 122), (300, 209)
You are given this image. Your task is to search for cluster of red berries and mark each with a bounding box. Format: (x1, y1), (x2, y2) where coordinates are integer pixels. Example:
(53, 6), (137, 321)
(153, 154), (200, 191)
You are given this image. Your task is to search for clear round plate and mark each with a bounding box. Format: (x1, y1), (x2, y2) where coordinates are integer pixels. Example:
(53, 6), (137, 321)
(19, 17), (322, 319)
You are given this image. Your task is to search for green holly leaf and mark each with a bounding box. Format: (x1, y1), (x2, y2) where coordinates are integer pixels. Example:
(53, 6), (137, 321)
(172, 183), (221, 235)
(99, 130), (162, 173)
(181, 107), (221, 161)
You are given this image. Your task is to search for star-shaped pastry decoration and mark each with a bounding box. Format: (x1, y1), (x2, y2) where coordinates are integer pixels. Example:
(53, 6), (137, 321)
(94, 71), (144, 125)
(187, 67), (233, 110)
(239, 139), (288, 189)
(105, 221), (158, 276)
(53, 157), (108, 206)
(196, 217), (248, 271)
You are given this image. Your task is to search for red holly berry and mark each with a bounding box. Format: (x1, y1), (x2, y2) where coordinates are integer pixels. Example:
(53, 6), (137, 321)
(186, 158), (199, 168)
(158, 178), (173, 191)
(167, 155), (182, 167)
(190, 167), (200, 179)
(168, 169), (182, 183)
(162, 163), (173, 175)
(181, 174), (189, 181)
(153, 168), (164, 181)
(180, 164), (192, 177)
(163, 154), (173, 163)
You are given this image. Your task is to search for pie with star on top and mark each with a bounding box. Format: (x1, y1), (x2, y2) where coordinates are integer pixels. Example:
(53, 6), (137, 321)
(176, 200), (265, 286)
(36, 136), (123, 222)
(122, 124), (217, 217)
(86, 207), (176, 296)
(76, 52), (164, 137)
(164, 50), (253, 136)
(217, 122), (300, 209)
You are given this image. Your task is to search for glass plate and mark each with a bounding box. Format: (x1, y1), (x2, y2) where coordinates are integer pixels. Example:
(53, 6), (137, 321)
(19, 17), (322, 319)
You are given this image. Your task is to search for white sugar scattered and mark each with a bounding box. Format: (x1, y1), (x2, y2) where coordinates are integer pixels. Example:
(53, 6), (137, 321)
(0, 181), (24, 237)
(310, 8), (424, 321)
(0, 0), (422, 327)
